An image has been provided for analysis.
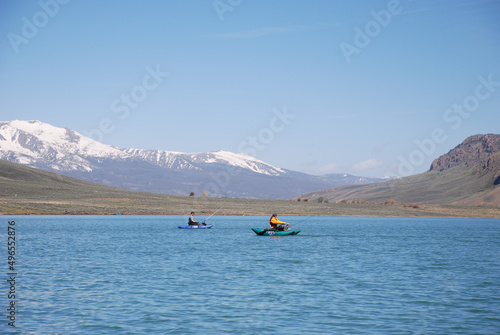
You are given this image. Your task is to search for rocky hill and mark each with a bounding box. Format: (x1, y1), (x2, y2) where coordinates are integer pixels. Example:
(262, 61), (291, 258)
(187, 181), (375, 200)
(430, 134), (500, 174)
(302, 134), (500, 206)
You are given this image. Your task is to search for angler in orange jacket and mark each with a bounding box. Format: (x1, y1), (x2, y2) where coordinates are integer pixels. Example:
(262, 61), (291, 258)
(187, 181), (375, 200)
(269, 214), (289, 231)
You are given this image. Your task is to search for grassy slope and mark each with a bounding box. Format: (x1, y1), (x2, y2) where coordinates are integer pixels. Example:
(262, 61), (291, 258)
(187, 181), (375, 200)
(303, 165), (500, 206)
(303, 135), (500, 207)
(1, 159), (499, 217)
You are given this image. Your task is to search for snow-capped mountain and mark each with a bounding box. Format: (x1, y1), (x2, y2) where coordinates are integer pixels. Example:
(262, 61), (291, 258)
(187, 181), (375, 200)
(0, 120), (126, 171)
(122, 148), (285, 176)
(0, 120), (388, 199)
(0, 120), (284, 175)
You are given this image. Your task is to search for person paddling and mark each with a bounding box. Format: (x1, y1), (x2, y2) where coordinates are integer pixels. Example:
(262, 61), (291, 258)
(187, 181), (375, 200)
(269, 213), (289, 231)
(188, 212), (204, 226)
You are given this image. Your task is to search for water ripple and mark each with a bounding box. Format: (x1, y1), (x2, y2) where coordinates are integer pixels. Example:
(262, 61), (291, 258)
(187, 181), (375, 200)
(4, 215), (500, 334)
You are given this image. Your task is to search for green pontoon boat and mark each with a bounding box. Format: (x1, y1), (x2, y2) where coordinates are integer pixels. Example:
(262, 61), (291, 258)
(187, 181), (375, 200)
(251, 228), (300, 236)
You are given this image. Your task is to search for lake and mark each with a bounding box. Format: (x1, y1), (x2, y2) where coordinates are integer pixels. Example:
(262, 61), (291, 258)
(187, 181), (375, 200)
(1, 215), (499, 334)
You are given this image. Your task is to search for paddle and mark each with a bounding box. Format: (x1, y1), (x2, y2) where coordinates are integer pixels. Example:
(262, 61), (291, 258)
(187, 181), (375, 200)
(202, 207), (223, 225)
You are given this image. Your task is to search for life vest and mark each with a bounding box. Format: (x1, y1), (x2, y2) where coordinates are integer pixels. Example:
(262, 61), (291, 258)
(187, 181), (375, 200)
(270, 216), (283, 227)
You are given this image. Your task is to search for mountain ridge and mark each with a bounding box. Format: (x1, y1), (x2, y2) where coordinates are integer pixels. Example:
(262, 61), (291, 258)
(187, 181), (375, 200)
(0, 120), (388, 199)
(430, 134), (500, 172)
(302, 134), (500, 206)
(3, 158), (499, 217)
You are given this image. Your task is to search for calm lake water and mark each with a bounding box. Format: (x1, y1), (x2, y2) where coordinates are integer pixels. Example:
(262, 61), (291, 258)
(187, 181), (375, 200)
(1, 215), (499, 334)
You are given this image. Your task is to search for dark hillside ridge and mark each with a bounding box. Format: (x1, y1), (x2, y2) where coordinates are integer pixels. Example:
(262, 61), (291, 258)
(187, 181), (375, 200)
(302, 134), (500, 206)
(0, 158), (151, 200)
(430, 134), (500, 172)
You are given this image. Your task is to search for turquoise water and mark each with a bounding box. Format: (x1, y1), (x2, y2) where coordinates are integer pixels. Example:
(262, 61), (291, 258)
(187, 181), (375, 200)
(1, 215), (500, 334)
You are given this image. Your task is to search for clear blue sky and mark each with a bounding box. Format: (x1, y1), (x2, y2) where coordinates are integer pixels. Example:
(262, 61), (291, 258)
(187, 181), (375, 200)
(1, 0), (499, 177)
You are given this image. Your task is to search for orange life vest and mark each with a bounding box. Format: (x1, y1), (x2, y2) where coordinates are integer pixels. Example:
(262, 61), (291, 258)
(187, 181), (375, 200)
(270, 216), (285, 227)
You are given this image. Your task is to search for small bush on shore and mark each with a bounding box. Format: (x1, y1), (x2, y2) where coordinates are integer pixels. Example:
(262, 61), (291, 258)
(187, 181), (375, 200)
(403, 203), (420, 209)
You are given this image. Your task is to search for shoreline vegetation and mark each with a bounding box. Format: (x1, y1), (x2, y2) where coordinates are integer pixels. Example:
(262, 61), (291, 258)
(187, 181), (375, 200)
(1, 196), (499, 218)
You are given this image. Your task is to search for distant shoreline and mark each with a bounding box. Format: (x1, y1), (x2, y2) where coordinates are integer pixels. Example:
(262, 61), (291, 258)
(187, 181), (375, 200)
(2, 155), (499, 219)
(1, 201), (499, 219)
(2, 214), (499, 219)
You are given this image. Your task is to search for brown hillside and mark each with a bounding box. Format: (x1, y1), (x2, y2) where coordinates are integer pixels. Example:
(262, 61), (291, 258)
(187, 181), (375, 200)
(430, 134), (500, 172)
(302, 134), (500, 206)
(1, 158), (500, 217)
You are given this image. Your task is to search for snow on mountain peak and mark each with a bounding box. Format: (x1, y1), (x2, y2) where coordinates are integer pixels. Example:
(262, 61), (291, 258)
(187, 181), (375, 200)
(208, 150), (285, 175)
(0, 120), (285, 176)
(121, 148), (285, 176)
(0, 120), (126, 158)
(0, 120), (129, 171)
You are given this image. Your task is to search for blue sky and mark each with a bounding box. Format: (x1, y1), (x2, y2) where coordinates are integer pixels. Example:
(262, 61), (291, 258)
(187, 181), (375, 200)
(1, 0), (499, 177)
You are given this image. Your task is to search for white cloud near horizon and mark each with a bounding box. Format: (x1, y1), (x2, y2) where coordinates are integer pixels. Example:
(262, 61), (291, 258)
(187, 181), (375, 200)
(316, 163), (339, 174)
(352, 158), (384, 172)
